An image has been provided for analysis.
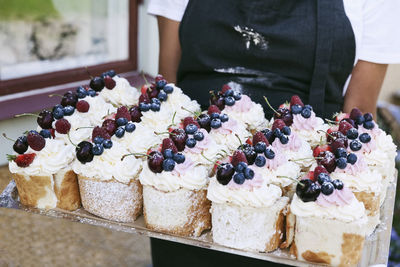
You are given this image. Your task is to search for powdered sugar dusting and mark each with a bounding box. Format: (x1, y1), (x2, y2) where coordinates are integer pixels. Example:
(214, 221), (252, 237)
(234, 25), (268, 50)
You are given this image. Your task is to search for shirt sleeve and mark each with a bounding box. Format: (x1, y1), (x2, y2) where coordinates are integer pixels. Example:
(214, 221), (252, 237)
(358, 0), (400, 64)
(147, 0), (188, 22)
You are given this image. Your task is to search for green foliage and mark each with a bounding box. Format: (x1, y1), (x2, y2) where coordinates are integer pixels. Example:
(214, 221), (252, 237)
(0, 0), (59, 21)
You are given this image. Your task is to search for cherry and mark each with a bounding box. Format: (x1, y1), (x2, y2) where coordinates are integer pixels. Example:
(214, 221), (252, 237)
(331, 137), (348, 152)
(37, 110), (54, 129)
(210, 93), (225, 110)
(197, 114), (211, 132)
(90, 77), (105, 92)
(317, 151), (336, 173)
(296, 179), (321, 202)
(13, 136), (28, 154)
(102, 119), (117, 135)
(76, 141), (94, 163)
(148, 151), (164, 173)
(170, 128), (187, 152)
(129, 106), (142, 122)
(327, 131), (345, 144)
(147, 85), (159, 99)
(274, 108), (293, 126)
(61, 91), (78, 107)
(216, 163), (234, 185)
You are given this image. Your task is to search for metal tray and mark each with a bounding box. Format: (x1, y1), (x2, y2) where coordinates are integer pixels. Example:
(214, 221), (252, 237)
(0, 175), (397, 267)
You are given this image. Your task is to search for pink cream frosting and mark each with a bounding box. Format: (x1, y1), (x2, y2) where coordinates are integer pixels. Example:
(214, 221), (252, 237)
(264, 147), (287, 170)
(357, 124), (383, 139)
(291, 112), (320, 131)
(272, 132), (302, 152)
(316, 186), (354, 207)
(172, 156), (195, 176)
(223, 94), (253, 113)
(184, 129), (213, 154)
(227, 165), (264, 190)
(213, 116), (240, 135)
(334, 155), (367, 176)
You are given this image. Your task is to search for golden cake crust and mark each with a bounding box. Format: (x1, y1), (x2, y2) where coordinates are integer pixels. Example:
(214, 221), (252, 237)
(13, 173), (52, 208)
(54, 170), (81, 210)
(353, 191), (379, 216)
(265, 208), (285, 252)
(339, 233), (364, 267)
(301, 250), (333, 264)
(281, 208), (295, 249)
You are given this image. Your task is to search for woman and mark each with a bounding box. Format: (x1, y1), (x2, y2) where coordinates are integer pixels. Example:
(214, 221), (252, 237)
(148, 0), (400, 266)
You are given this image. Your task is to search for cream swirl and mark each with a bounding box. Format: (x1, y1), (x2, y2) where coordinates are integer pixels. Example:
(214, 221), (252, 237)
(81, 95), (117, 126)
(207, 177), (284, 208)
(52, 112), (92, 145)
(272, 131), (302, 152)
(291, 113), (328, 147)
(72, 142), (141, 184)
(164, 85), (201, 121)
(264, 149), (287, 170)
(334, 154), (367, 176)
(99, 76), (140, 106)
(316, 187), (354, 207)
(9, 139), (75, 176)
(184, 129), (223, 166)
(330, 169), (382, 192)
(290, 194), (366, 222)
(140, 104), (175, 133)
(357, 124), (383, 139)
(209, 117), (250, 152)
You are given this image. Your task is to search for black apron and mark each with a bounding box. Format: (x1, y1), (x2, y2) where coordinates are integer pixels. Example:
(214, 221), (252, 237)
(152, 0), (356, 266)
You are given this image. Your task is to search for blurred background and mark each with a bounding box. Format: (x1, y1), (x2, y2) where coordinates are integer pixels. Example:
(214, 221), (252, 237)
(0, 0), (399, 266)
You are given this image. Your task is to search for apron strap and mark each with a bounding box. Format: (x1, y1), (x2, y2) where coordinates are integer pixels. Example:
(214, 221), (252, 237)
(308, 0), (334, 117)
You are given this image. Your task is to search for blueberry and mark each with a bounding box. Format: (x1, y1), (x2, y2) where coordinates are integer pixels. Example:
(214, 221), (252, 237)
(53, 107), (64, 119)
(186, 138), (196, 148)
(335, 147), (347, 158)
(321, 182), (334, 195)
(173, 153), (185, 164)
(115, 127), (125, 138)
(364, 113), (373, 122)
(355, 115), (365, 125)
(116, 117), (128, 126)
(273, 128), (282, 138)
(87, 89), (96, 97)
(76, 86), (87, 98)
(185, 124), (198, 134)
(28, 130), (39, 135)
(220, 113), (229, 122)
(350, 140), (362, 151)
(264, 148), (275, 159)
(224, 96), (235, 106)
(63, 105), (75, 116)
(197, 114), (211, 130)
(193, 131), (204, 141)
(244, 167), (254, 180)
(347, 153), (357, 165)
(162, 158), (175, 171)
(103, 139), (113, 149)
(279, 135), (289, 144)
(92, 144), (104, 156)
(163, 85), (174, 94)
(304, 104), (313, 111)
(93, 136), (104, 144)
(125, 122), (136, 132)
(291, 104), (303, 115)
(359, 133), (371, 143)
(235, 162), (248, 173)
(156, 79), (167, 89)
(282, 126), (291, 135)
(233, 92), (242, 100)
(317, 173), (331, 185)
(107, 70), (116, 77)
(254, 142), (267, 153)
(210, 119), (222, 129)
(224, 89), (234, 97)
(39, 129), (51, 138)
(139, 102), (150, 112)
(336, 157), (347, 169)
(255, 155), (266, 167)
(150, 103), (161, 111)
(363, 121), (375, 130)
(210, 113), (220, 119)
(151, 98), (161, 105)
(263, 129), (275, 143)
(332, 179), (344, 190)
(301, 108), (311, 118)
(346, 128), (359, 139)
(157, 91), (168, 101)
(163, 148), (174, 159)
(233, 172), (245, 184)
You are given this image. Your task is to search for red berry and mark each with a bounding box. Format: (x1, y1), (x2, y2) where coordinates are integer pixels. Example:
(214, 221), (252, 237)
(162, 138), (178, 153)
(141, 85), (149, 95)
(104, 76), (116, 89)
(290, 95), (304, 107)
(246, 138), (253, 146)
(76, 100), (90, 113)
(335, 112), (350, 122)
(231, 150), (248, 167)
(338, 120), (353, 135)
(139, 93), (150, 104)
(102, 119), (117, 135)
(147, 85), (159, 99)
(27, 132), (46, 151)
(170, 128), (187, 152)
(115, 106), (131, 121)
(313, 165), (328, 182)
(155, 74), (164, 82)
(55, 118), (71, 134)
(12, 153), (36, 168)
(349, 108), (363, 121)
(148, 151), (164, 173)
(50, 128), (56, 138)
(129, 106), (142, 122)
(317, 151), (336, 173)
(183, 117), (200, 128)
(92, 126), (111, 140)
(327, 131), (345, 144)
(327, 126), (338, 135)
(221, 84), (231, 94)
(313, 144), (331, 158)
(272, 119), (286, 131)
(331, 137), (348, 152)
(253, 131), (269, 146)
(208, 105), (221, 115)
(305, 171), (315, 180)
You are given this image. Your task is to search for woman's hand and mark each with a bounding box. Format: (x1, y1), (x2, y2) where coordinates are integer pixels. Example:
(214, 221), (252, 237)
(343, 60), (388, 118)
(157, 16), (181, 83)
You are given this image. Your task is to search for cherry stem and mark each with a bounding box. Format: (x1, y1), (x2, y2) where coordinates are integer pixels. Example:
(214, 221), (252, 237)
(171, 111), (176, 125)
(6, 154), (16, 161)
(75, 126), (95, 131)
(15, 113), (40, 118)
(263, 96), (280, 116)
(317, 129), (335, 139)
(278, 176), (305, 188)
(2, 133), (16, 142)
(289, 157), (316, 162)
(141, 71), (150, 85)
(154, 131), (176, 136)
(67, 132), (78, 148)
(121, 152), (149, 161)
(201, 152), (220, 166)
(85, 66), (93, 80)
(235, 134), (244, 149)
(325, 119), (339, 125)
(48, 94), (63, 98)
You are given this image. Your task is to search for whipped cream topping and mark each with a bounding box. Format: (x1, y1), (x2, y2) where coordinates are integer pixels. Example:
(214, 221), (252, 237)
(264, 149), (287, 170)
(163, 85), (201, 121)
(81, 95), (117, 126)
(272, 136), (314, 169)
(291, 112), (328, 147)
(140, 104), (175, 133)
(52, 112), (92, 145)
(207, 176), (284, 208)
(330, 168), (382, 193)
(316, 187), (354, 207)
(209, 117), (250, 152)
(222, 95), (267, 131)
(72, 142), (142, 184)
(9, 139), (75, 176)
(184, 129), (223, 166)
(99, 76), (140, 106)
(272, 131), (302, 152)
(357, 124), (383, 139)
(139, 157), (209, 192)
(290, 193), (366, 222)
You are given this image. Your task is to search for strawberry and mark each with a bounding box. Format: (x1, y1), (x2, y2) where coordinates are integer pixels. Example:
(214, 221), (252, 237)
(338, 120), (353, 135)
(102, 119), (117, 135)
(141, 84), (149, 95)
(104, 76), (116, 89)
(246, 138), (252, 146)
(327, 126), (339, 135)
(231, 150), (247, 166)
(183, 117), (200, 128)
(7, 153), (36, 168)
(272, 119), (286, 131)
(313, 144), (331, 158)
(290, 95), (304, 107)
(305, 171), (315, 180)
(221, 84), (231, 94)
(213, 160), (222, 173)
(349, 108), (363, 121)
(115, 106), (131, 121)
(76, 100), (89, 113)
(92, 126), (111, 140)
(253, 131), (269, 146)
(55, 119), (71, 134)
(162, 138), (178, 153)
(313, 165), (328, 182)
(207, 105), (221, 115)
(27, 131), (46, 151)
(335, 112), (349, 122)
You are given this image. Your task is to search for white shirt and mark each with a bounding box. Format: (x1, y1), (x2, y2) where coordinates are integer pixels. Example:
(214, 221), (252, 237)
(148, 0), (400, 92)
